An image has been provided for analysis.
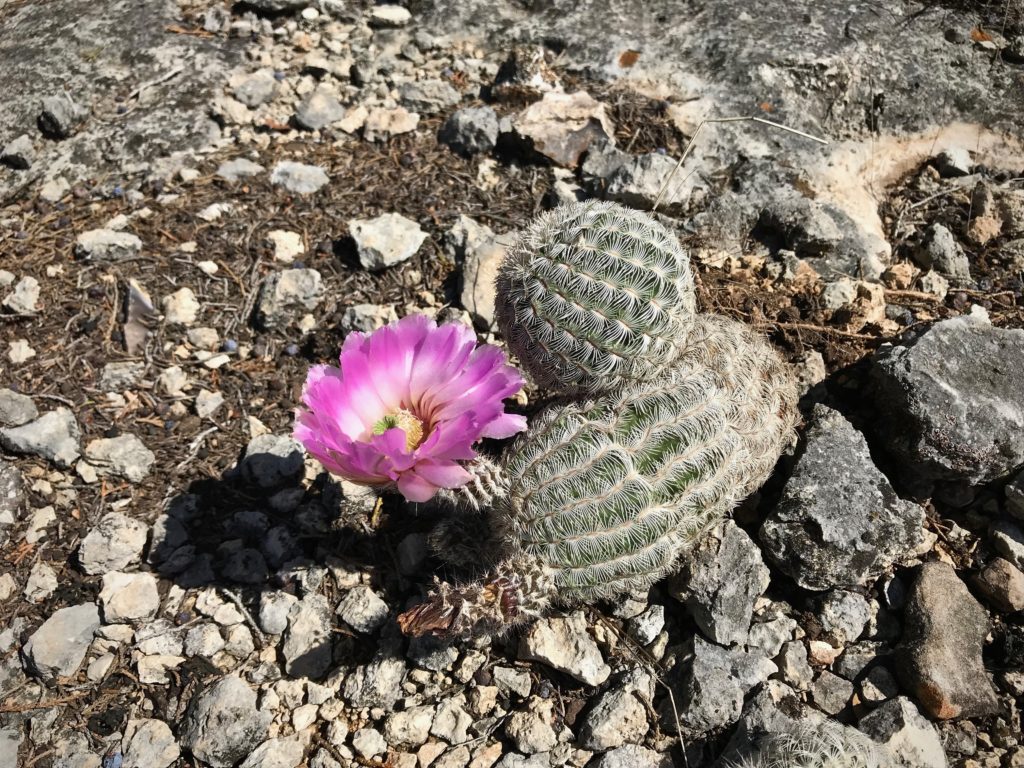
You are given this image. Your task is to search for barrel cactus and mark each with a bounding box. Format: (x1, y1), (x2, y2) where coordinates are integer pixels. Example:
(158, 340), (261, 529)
(725, 720), (893, 768)
(399, 313), (799, 637)
(496, 199), (697, 393)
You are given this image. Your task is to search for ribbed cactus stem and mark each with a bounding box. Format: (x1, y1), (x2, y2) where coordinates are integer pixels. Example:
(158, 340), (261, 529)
(399, 315), (799, 637)
(727, 721), (893, 768)
(432, 455), (508, 511)
(397, 557), (554, 638)
(497, 199), (697, 393)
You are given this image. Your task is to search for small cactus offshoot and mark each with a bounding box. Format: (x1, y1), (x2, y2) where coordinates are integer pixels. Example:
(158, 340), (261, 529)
(496, 199), (697, 393)
(725, 720), (893, 768)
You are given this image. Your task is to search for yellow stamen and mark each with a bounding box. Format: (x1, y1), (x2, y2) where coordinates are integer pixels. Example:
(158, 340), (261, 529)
(372, 408), (426, 451)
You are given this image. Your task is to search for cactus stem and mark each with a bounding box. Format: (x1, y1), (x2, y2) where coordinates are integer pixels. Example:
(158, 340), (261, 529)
(398, 559), (553, 638)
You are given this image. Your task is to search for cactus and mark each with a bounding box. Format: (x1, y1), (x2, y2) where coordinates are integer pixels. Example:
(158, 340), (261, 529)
(725, 720), (893, 768)
(496, 199), (697, 393)
(399, 314), (799, 637)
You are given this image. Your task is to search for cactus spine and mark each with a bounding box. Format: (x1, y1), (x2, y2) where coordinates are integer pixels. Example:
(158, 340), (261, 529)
(399, 201), (799, 638)
(496, 199), (697, 393)
(725, 721), (893, 768)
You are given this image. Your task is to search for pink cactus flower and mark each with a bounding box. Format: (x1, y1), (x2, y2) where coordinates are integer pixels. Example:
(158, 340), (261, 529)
(295, 315), (527, 502)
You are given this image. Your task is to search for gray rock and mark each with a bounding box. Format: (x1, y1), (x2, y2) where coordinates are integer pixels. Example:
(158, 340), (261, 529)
(934, 148), (972, 177)
(834, 642), (889, 681)
(257, 268), (324, 329)
(270, 161), (329, 194)
(369, 5), (412, 26)
(294, 86), (346, 130)
(79, 511), (149, 575)
(282, 594), (333, 679)
(122, 718), (179, 768)
(974, 557), (1024, 612)
(98, 361), (145, 392)
(99, 571), (160, 621)
(232, 69), (278, 108)
(628, 604), (665, 646)
(914, 223), (970, 281)
(238, 736), (306, 768)
(0, 134), (34, 169)
(918, 270), (950, 299)
(779, 640), (813, 691)
(3, 276), (40, 313)
(439, 106), (499, 156)
(746, 615), (797, 658)
(590, 744), (672, 768)
(399, 79), (461, 114)
(578, 674), (651, 750)
(84, 434), (155, 482)
(760, 405), (925, 590)
(0, 407), (81, 467)
(39, 93), (88, 138)
(0, 728), (22, 768)
(352, 728), (387, 759)
(341, 303), (398, 333)
(445, 215), (504, 328)
(868, 312), (1024, 485)
(519, 611), (610, 686)
(0, 388), (37, 427)
(342, 655), (407, 709)
(493, 666), (532, 698)
(349, 212), (428, 271)
(605, 152), (691, 212)
(336, 586), (389, 634)
(384, 705), (435, 748)
(74, 229), (143, 261)
(0, 460), (24, 525)
(237, 433), (305, 487)
(22, 602), (100, 680)
(818, 589), (871, 645)
(671, 520), (770, 646)
(503, 699), (557, 754)
(678, 635), (776, 735)
(811, 670), (853, 715)
(859, 696), (949, 768)
(431, 695), (475, 744)
(216, 157), (265, 182)
(24, 561), (58, 602)
(184, 624), (225, 658)
(990, 518), (1024, 572)
(897, 562), (998, 720)
(756, 195), (886, 279)
(180, 676), (270, 768)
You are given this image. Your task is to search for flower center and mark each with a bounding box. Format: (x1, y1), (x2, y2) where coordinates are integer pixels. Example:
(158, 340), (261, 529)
(372, 408), (426, 451)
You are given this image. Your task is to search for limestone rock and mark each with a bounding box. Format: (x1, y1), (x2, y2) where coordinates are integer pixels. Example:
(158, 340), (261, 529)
(760, 405), (925, 590)
(868, 312), (1024, 485)
(180, 676), (271, 768)
(519, 611), (610, 686)
(22, 603), (100, 680)
(897, 562), (998, 719)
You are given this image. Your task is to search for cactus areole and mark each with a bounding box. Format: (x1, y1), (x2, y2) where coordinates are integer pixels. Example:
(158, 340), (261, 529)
(395, 202), (799, 639)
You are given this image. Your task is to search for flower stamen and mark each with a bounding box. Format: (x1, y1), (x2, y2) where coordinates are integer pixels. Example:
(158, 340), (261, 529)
(373, 408), (426, 451)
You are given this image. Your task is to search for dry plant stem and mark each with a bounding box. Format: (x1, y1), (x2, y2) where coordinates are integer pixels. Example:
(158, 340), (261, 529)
(652, 116), (829, 212)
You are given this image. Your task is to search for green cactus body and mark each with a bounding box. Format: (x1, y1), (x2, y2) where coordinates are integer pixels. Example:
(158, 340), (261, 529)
(727, 721), (893, 768)
(496, 199), (696, 393)
(400, 315), (799, 637)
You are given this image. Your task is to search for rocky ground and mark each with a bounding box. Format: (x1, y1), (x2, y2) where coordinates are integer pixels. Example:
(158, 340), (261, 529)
(1, 0), (1024, 766)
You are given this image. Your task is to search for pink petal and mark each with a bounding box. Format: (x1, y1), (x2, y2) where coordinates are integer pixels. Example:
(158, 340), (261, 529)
(412, 460), (474, 489)
(480, 412), (528, 439)
(397, 472), (438, 503)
